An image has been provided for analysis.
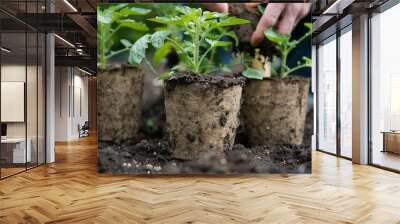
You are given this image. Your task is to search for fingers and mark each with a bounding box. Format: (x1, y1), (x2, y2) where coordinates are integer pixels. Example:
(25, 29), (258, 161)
(276, 4), (303, 35)
(251, 3), (286, 46)
(277, 3), (311, 35)
(203, 3), (229, 13)
(244, 3), (259, 9)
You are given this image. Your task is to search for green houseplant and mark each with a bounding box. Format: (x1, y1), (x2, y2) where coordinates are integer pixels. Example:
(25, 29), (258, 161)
(97, 4), (154, 144)
(241, 23), (312, 146)
(147, 6), (249, 160)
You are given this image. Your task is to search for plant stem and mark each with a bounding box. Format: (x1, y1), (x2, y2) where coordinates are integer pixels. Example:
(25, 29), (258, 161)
(280, 45), (288, 77)
(143, 57), (159, 77)
(106, 47), (130, 59)
(193, 22), (200, 73)
(165, 37), (195, 67)
(282, 64), (311, 78)
(99, 25), (107, 70)
(198, 46), (215, 71)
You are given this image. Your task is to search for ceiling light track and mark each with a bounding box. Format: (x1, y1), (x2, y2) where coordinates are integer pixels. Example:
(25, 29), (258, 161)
(54, 34), (76, 48)
(63, 0), (78, 12)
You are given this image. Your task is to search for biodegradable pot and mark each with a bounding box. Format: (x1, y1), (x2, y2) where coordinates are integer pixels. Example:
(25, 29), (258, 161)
(97, 65), (144, 144)
(165, 72), (245, 160)
(242, 77), (310, 146)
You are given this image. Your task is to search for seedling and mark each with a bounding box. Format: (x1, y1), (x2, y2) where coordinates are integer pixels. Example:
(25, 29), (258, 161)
(147, 6), (249, 78)
(242, 23), (312, 79)
(97, 4), (152, 70)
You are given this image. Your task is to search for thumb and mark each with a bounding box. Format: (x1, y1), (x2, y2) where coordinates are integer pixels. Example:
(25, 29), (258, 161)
(203, 3), (229, 13)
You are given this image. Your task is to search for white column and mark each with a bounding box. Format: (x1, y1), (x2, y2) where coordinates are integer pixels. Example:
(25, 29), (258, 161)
(46, 32), (55, 163)
(352, 14), (369, 164)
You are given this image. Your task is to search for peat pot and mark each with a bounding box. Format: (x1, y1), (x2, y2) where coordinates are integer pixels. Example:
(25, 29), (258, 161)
(165, 72), (245, 160)
(97, 65), (144, 144)
(242, 77), (310, 146)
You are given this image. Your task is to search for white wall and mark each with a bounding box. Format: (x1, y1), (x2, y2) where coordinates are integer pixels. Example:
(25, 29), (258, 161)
(55, 67), (89, 141)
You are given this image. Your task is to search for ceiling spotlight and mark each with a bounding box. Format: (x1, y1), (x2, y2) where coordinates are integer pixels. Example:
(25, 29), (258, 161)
(1, 47), (11, 53)
(63, 0), (78, 12)
(54, 34), (75, 48)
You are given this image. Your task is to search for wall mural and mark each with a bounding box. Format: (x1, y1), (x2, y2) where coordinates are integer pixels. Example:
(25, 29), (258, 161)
(97, 3), (313, 174)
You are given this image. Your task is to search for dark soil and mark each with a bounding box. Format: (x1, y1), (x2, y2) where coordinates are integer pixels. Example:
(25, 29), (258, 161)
(98, 139), (311, 174)
(139, 96), (165, 139)
(165, 71), (245, 91)
(229, 3), (277, 58)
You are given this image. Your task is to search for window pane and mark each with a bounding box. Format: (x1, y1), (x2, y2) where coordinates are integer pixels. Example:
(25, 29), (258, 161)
(318, 37), (337, 154)
(340, 29), (352, 158)
(371, 4), (400, 171)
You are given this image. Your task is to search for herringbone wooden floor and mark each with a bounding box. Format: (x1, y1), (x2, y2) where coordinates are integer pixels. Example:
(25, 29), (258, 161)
(1, 135), (400, 224)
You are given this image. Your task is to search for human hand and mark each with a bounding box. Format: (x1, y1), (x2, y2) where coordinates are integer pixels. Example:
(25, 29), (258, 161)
(248, 3), (311, 46)
(204, 3), (311, 46)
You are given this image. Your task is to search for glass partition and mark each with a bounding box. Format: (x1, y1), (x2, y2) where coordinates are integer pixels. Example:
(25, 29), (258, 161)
(0, 1), (46, 179)
(1, 31), (28, 177)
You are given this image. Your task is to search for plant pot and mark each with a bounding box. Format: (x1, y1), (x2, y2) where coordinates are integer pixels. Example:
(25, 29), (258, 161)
(242, 77), (310, 146)
(164, 72), (245, 160)
(97, 65), (144, 144)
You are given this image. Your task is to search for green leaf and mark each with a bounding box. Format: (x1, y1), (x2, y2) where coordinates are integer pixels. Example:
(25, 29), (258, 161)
(203, 11), (225, 20)
(303, 56), (312, 65)
(156, 71), (174, 80)
(127, 7), (151, 15)
(97, 9), (112, 24)
(175, 6), (195, 15)
(153, 42), (172, 65)
(258, 4), (266, 14)
(129, 34), (150, 65)
(148, 16), (180, 24)
(264, 28), (290, 45)
(120, 39), (132, 48)
(304, 23), (312, 31)
(206, 39), (231, 47)
(215, 17), (250, 27)
(118, 19), (149, 31)
(150, 30), (170, 48)
(242, 68), (264, 80)
(223, 31), (239, 47)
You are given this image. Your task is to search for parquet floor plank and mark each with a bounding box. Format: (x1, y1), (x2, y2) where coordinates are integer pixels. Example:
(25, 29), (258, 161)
(0, 135), (399, 223)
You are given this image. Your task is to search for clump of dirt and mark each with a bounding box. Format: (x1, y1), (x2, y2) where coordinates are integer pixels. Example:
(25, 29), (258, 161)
(139, 96), (166, 139)
(229, 4), (261, 43)
(229, 3), (276, 58)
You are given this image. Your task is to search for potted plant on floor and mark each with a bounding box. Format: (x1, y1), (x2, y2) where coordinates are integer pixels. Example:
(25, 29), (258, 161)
(97, 4), (157, 144)
(148, 6), (249, 160)
(241, 23), (312, 146)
